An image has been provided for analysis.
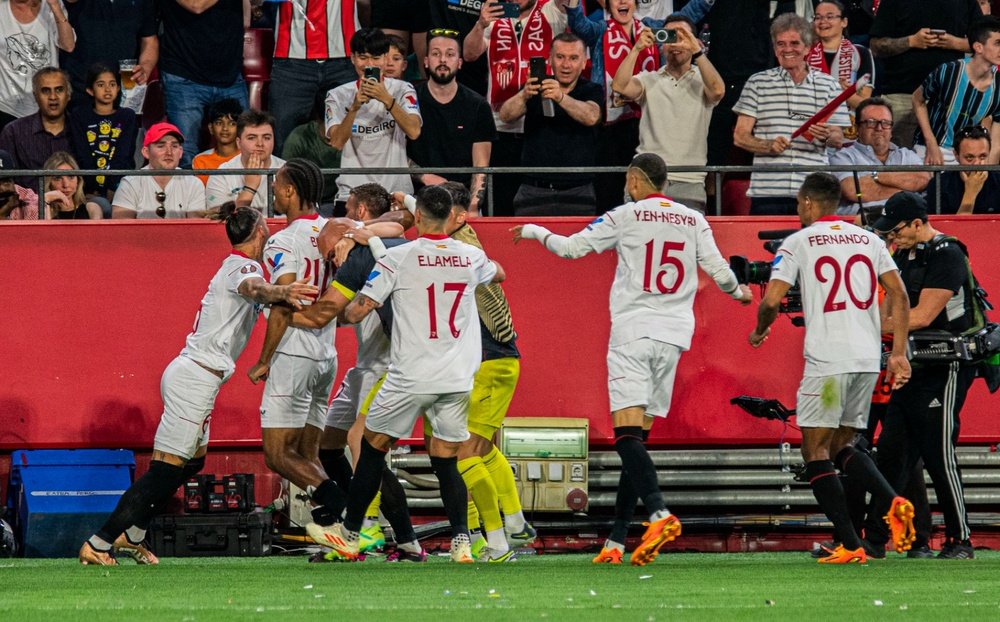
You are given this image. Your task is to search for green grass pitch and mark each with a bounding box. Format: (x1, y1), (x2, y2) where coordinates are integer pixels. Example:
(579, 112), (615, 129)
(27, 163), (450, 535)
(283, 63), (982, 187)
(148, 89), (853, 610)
(3, 552), (999, 621)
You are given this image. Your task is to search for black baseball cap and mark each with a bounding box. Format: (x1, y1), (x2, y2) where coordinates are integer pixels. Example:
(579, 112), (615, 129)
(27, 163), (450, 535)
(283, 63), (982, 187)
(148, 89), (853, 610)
(872, 191), (929, 233)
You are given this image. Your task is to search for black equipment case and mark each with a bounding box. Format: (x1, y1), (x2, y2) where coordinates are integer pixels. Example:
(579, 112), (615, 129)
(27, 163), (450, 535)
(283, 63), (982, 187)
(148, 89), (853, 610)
(148, 511), (271, 557)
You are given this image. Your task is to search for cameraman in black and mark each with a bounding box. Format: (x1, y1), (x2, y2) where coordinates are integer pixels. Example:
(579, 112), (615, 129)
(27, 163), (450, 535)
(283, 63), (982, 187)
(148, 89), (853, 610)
(867, 191), (980, 559)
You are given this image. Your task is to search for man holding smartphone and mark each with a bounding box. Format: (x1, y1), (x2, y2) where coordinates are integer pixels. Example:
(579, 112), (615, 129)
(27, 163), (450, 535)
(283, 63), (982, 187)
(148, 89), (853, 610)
(499, 32), (602, 216)
(325, 28), (422, 216)
(869, 0), (980, 148)
(462, 0), (568, 215)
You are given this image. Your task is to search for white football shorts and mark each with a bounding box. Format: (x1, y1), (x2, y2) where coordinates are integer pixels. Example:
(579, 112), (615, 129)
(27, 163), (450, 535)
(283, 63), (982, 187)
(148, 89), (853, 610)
(153, 355), (226, 459)
(260, 352), (337, 429)
(325, 366), (385, 431)
(795, 373), (878, 429)
(366, 375), (471, 443)
(607, 338), (682, 418)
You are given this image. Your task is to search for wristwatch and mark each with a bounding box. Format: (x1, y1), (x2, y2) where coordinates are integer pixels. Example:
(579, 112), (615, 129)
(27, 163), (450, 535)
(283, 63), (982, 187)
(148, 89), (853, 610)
(691, 50), (704, 63)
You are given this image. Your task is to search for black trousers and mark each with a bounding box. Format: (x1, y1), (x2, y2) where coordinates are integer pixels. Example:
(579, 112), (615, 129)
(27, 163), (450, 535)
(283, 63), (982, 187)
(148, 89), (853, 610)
(864, 362), (977, 542)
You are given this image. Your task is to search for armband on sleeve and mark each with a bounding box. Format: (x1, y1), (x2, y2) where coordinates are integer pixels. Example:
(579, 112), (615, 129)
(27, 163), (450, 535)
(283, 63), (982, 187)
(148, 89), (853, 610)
(368, 236), (388, 260)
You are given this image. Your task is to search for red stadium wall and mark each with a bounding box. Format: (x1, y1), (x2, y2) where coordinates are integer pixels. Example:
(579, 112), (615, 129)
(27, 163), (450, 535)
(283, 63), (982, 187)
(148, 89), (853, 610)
(2, 217), (999, 453)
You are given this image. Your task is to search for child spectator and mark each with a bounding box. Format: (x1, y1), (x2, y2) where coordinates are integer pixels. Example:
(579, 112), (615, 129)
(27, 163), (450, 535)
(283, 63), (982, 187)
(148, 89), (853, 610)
(68, 63), (137, 200)
(193, 99), (243, 185)
(384, 35), (410, 80)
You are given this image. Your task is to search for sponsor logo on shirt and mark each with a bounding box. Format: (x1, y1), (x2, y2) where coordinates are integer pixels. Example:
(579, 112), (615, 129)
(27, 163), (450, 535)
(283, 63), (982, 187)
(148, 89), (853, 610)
(268, 252), (285, 272)
(352, 120), (396, 135)
(586, 216), (604, 231)
(365, 269), (381, 287)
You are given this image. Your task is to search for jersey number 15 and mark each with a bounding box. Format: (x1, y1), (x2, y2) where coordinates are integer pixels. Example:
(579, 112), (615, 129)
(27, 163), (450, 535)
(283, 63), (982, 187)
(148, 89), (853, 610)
(643, 240), (686, 294)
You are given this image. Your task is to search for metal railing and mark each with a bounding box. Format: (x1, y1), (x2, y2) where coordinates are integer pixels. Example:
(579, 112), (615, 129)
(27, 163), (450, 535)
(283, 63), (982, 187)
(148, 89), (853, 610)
(7, 163), (999, 218)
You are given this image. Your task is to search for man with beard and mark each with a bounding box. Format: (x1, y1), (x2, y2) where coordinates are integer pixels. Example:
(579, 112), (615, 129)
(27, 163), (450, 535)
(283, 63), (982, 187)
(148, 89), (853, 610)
(408, 32), (496, 216)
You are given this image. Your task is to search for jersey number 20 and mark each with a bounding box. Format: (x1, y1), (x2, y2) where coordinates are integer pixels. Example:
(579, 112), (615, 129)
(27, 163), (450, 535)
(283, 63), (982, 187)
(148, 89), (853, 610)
(643, 240), (685, 294)
(815, 254), (876, 312)
(427, 282), (467, 339)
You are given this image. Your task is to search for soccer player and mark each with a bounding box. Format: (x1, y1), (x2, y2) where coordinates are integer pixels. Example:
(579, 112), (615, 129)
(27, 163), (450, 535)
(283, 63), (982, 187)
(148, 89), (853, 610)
(309, 185), (505, 563)
(512, 153), (753, 566)
(396, 182), (531, 561)
(749, 172), (916, 564)
(79, 203), (318, 566)
(292, 184), (425, 562)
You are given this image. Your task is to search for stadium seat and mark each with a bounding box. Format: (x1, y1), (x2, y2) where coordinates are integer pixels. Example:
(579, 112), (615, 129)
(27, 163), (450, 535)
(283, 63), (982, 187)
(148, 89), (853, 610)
(720, 178), (752, 216)
(243, 28), (274, 112)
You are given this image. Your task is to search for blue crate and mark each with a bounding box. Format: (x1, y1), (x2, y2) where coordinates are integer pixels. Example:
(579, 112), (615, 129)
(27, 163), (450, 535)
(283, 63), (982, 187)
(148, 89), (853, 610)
(7, 449), (135, 558)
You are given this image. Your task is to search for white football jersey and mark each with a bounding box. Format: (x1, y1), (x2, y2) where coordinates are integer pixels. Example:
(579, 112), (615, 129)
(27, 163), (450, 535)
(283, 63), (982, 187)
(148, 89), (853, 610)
(770, 217), (897, 376)
(324, 77), (421, 201)
(361, 235), (497, 393)
(353, 312), (389, 371)
(263, 214), (337, 361)
(564, 194), (738, 349)
(180, 252), (266, 375)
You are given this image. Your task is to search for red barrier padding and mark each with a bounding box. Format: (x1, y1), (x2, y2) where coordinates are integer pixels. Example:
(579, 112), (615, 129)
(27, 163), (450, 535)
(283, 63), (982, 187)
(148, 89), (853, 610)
(2, 216), (998, 449)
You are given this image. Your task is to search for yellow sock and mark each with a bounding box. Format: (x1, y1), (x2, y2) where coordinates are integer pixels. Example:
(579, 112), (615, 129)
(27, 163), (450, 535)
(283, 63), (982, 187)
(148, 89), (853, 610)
(467, 500), (481, 532)
(458, 456), (502, 532)
(483, 446), (522, 515)
(365, 490), (382, 519)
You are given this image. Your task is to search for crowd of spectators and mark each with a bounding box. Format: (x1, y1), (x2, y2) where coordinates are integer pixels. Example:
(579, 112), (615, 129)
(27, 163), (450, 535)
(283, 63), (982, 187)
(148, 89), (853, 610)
(2, 0), (1000, 221)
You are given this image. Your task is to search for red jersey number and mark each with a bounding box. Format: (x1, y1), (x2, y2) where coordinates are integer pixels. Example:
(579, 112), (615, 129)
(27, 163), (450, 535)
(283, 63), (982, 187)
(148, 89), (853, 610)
(643, 240), (686, 294)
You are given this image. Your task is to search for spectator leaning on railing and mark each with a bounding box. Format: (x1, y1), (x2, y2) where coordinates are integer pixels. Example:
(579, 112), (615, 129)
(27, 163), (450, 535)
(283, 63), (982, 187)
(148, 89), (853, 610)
(0, 66), (71, 191)
(206, 110), (285, 214)
(732, 13), (850, 216)
(828, 97), (929, 217)
(912, 16), (1000, 166)
(611, 15), (722, 213)
(0, 0), (75, 130)
(500, 32), (602, 216)
(41, 150), (102, 219)
(111, 122), (205, 218)
(926, 125), (1000, 214)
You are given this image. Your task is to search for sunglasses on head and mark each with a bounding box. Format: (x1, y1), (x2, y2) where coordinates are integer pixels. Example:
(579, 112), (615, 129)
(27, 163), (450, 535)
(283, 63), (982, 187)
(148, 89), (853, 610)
(428, 28), (460, 38)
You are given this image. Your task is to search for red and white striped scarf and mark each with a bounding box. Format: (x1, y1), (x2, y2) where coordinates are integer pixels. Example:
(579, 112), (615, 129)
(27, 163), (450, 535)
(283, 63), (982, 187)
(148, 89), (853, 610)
(806, 37), (858, 84)
(487, 0), (554, 110)
(603, 19), (659, 124)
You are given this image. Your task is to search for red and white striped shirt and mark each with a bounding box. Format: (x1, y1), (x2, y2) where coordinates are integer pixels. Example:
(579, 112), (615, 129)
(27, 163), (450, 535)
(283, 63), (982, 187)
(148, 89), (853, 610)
(273, 0), (359, 60)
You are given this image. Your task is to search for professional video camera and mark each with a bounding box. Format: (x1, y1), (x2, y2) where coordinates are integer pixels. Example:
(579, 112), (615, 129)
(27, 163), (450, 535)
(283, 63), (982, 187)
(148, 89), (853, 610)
(729, 229), (803, 325)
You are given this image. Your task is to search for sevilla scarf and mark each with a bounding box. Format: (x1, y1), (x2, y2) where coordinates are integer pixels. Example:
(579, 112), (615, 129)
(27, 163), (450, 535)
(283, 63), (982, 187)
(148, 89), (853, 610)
(806, 37), (858, 84)
(488, 0), (553, 110)
(604, 19), (659, 124)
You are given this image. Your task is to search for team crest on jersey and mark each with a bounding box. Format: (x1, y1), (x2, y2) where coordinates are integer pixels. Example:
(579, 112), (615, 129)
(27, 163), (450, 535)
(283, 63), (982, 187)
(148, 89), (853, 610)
(830, 224), (842, 231)
(586, 216), (604, 231)
(241, 265), (258, 274)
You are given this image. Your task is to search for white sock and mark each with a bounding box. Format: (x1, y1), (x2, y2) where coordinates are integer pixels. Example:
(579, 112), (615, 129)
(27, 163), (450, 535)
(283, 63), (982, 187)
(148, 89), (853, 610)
(125, 526), (146, 544)
(362, 517), (378, 529)
(650, 509), (671, 523)
(399, 540), (422, 554)
(87, 535), (112, 551)
(605, 539), (625, 552)
(486, 528), (509, 553)
(505, 511), (526, 533)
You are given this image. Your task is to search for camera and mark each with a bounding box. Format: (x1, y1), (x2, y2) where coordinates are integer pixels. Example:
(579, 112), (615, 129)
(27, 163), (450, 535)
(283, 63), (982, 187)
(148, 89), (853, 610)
(729, 229), (803, 322)
(651, 28), (678, 44)
(731, 396), (795, 422)
(363, 66), (380, 82)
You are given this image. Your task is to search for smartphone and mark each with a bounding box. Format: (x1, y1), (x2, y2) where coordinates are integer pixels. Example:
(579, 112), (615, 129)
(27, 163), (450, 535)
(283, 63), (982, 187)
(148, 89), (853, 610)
(928, 29), (947, 35)
(529, 56), (548, 83)
(500, 2), (521, 19)
(652, 28), (678, 45)
(363, 66), (380, 82)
